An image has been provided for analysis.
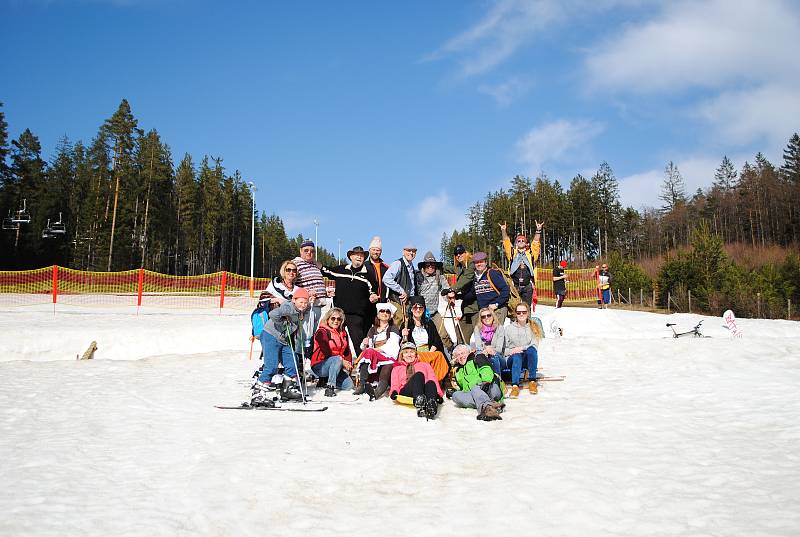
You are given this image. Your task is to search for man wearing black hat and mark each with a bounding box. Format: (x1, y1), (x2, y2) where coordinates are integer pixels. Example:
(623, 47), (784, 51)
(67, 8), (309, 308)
(321, 246), (375, 352)
(415, 251), (454, 352)
(443, 244), (477, 344)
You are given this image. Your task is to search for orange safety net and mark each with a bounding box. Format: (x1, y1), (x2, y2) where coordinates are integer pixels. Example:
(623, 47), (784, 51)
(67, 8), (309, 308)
(535, 267), (600, 303)
(0, 266), (53, 307)
(0, 265), (607, 311)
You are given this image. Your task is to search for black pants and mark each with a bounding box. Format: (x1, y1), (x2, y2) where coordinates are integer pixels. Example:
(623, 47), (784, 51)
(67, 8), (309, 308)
(399, 371), (439, 400)
(344, 313), (366, 351)
(555, 293), (566, 308)
(516, 282), (534, 306)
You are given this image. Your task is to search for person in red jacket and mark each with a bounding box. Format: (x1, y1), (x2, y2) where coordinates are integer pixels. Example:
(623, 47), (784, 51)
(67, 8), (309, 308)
(390, 342), (444, 420)
(311, 308), (354, 397)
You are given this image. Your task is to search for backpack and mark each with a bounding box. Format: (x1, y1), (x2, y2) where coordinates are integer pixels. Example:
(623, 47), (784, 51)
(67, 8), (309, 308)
(486, 265), (521, 312)
(251, 302), (270, 338)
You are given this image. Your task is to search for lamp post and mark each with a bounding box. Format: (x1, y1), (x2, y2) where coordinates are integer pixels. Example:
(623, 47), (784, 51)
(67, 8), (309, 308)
(337, 238), (342, 264)
(313, 218), (319, 248)
(248, 181), (257, 298)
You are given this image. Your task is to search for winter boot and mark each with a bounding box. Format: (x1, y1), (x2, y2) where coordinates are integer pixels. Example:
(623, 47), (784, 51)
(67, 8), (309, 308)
(528, 380), (538, 394)
(280, 378), (303, 402)
(374, 379), (390, 400)
(488, 401), (506, 414)
(414, 394), (427, 418)
(477, 404), (502, 421)
(424, 397), (439, 421)
(324, 386), (336, 397)
(353, 384), (366, 395)
(250, 392), (276, 408)
(251, 379), (276, 394)
(364, 382), (376, 401)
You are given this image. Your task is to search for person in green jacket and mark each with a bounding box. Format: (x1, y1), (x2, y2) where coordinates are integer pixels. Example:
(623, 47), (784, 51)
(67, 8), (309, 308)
(449, 344), (505, 421)
(442, 245), (477, 345)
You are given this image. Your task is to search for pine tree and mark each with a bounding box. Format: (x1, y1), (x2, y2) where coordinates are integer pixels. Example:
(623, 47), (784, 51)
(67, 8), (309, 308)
(174, 154), (197, 275)
(101, 99), (141, 270)
(591, 161), (622, 258)
(659, 161), (687, 212)
(713, 156), (737, 190)
(781, 133), (800, 184)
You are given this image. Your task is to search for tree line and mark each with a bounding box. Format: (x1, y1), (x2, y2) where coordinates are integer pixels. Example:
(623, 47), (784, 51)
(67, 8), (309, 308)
(440, 134), (800, 317)
(0, 100), (334, 275)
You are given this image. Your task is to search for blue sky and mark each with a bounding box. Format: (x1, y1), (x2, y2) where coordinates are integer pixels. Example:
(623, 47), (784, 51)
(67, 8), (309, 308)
(2, 0), (799, 262)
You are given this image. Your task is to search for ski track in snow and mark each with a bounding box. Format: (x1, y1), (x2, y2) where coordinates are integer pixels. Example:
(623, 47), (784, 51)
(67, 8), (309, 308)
(1, 304), (799, 536)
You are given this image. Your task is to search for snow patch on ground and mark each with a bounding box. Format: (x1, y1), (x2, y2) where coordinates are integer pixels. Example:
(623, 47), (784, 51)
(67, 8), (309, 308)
(1, 305), (799, 536)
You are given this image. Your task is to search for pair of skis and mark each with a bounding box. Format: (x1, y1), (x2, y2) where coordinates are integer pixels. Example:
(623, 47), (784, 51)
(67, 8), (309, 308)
(216, 402), (328, 412)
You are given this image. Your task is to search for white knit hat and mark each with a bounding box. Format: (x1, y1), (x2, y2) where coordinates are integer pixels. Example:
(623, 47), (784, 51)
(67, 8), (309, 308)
(369, 236), (382, 249)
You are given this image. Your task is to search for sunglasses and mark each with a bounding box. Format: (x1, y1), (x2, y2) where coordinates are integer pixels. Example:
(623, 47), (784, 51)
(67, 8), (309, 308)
(378, 309), (391, 314)
(516, 310), (528, 315)
(480, 313), (493, 319)
(411, 304), (425, 309)
(285, 268), (297, 273)
(329, 316), (342, 322)
(301, 248), (315, 253)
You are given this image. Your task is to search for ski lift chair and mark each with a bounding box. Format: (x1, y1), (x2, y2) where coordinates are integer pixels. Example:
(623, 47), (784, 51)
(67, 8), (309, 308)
(11, 199), (32, 224)
(2, 215), (17, 230)
(41, 219), (57, 239)
(49, 212), (66, 235)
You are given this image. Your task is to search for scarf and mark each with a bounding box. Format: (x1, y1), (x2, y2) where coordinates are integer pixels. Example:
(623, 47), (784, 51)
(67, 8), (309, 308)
(480, 323), (497, 345)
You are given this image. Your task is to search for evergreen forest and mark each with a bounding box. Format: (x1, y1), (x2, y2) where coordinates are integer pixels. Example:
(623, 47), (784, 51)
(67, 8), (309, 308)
(0, 100), (335, 276)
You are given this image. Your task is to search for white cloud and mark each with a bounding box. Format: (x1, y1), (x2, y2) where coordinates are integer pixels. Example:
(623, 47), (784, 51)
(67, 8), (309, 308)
(421, 0), (563, 78)
(280, 210), (317, 237)
(478, 76), (535, 106)
(515, 119), (604, 173)
(619, 155), (749, 209)
(695, 84), (800, 147)
(424, 0), (660, 78)
(586, 0), (800, 94)
(407, 191), (467, 257)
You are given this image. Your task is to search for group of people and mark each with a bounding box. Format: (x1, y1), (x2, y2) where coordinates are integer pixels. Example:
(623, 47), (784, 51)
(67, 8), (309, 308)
(249, 224), (605, 421)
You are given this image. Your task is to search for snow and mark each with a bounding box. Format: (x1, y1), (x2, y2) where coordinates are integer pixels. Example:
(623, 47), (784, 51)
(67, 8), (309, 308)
(1, 303), (799, 536)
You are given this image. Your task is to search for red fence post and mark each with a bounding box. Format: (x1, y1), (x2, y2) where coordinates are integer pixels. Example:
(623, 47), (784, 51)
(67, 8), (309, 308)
(52, 265), (58, 304)
(219, 271), (227, 310)
(137, 268), (144, 309)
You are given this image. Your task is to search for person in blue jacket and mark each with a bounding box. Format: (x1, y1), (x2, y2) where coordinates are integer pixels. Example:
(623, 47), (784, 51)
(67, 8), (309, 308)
(470, 251), (510, 326)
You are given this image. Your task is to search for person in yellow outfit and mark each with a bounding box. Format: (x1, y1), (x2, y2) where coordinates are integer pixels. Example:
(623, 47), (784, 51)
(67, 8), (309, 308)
(500, 220), (543, 311)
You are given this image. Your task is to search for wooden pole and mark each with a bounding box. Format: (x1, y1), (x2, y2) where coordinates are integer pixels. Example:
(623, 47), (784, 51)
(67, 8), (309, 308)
(688, 289), (692, 313)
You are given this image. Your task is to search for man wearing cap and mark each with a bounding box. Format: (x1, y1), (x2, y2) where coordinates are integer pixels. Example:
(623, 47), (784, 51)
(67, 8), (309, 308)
(252, 287), (311, 402)
(293, 240), (333, 349)
(500, 221), (542, 310)
(415, 251), (454, 352)
(443, 245), (477, 344)
(553, 260), (568, 308)
(321, 246), (375, 350)
(471, 251), (510, 326)
(364, 236), (389, 326)
(383, 244), (418, 325)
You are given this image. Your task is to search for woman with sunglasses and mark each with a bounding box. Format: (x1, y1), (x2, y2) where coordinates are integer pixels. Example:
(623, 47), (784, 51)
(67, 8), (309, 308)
(354, 303), (400, 399)
(311, 307), (354, 397)
(490, 302), (543, 397)
(263, 260), (301, 308)
(401, 296), (450, 388)
(469, 307), (502, 373)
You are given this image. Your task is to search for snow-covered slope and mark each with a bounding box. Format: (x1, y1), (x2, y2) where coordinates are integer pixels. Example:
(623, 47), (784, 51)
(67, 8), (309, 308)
(1, 304), (798, 536)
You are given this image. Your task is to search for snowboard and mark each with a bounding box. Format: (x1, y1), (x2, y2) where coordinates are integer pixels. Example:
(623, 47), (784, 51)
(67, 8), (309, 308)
(722, 309), (743, 338)
(215, 403), (328, 412)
